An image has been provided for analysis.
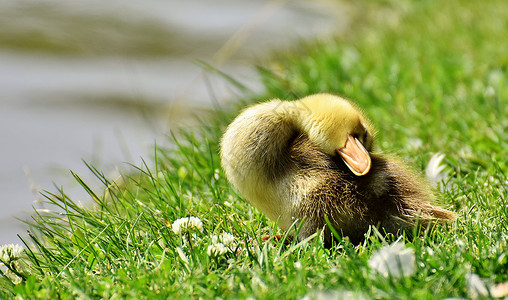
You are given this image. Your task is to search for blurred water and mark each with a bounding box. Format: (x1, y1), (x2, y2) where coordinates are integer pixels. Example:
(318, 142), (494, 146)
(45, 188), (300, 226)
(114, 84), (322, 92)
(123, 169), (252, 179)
(0, 0), (345, 244)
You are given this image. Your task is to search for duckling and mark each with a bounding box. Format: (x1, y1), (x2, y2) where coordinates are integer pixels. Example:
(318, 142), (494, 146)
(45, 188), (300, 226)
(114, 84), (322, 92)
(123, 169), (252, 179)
(220, 93), (455, 246)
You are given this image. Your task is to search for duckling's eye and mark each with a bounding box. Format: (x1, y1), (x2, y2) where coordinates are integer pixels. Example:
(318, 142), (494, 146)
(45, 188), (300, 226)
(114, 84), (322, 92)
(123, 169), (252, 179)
(354, 132), (368, 145)
(363, 132), (368, 145)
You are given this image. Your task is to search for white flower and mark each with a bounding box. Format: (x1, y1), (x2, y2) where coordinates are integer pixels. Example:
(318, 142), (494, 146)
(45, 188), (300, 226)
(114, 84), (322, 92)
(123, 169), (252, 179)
(207, 243), (227, 257)
(210, 234), (219, 244)
(466, 272), (489, 298)
(172, 217), (203, 235)
(464, 273), (508, 298)
(219, 232), (235, 247)
(0, 244), (24, 263)
(407, 138), (423, 151)
(210, 232), (235, 247)
(426, 153), (447, 186)
(368, 240), (416, 278)
(302, 290), (367, 300)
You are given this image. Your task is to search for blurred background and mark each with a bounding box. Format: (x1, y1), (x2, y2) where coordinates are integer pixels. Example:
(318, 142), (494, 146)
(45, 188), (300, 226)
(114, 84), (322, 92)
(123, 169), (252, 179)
(0, 0), (346, 244)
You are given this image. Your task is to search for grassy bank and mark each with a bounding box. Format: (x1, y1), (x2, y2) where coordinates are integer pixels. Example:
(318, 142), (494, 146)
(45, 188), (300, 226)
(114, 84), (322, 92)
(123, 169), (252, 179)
(1, 0), (507, 298)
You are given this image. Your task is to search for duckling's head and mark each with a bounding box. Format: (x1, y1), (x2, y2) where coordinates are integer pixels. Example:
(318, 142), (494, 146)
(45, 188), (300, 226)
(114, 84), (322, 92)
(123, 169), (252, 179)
(295, 94), (375, 176)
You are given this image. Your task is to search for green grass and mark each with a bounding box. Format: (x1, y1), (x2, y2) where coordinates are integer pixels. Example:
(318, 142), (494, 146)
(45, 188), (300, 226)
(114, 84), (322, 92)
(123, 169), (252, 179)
(1, 0), (508, 298)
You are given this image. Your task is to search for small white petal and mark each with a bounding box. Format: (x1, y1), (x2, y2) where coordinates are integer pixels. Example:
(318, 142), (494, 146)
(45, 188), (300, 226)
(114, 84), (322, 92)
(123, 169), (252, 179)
(407, 138), (423, 151)
(188, 217), (204, 232)
(368, 241), (416, 278)
(207, 243), (227, 257)
(426, 153), (447, 186)
(302, 290), (367, 300)
(220, 232), (235, 247)
(466, 273), (489, 298)
(210, 235), (219, 244)
(172, 216), (203, 235)
(172, 218), (184, 235)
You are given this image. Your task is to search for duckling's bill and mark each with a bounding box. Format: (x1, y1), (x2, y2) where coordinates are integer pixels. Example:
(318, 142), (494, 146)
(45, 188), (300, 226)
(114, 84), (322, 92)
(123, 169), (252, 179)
(337, 134), (372, 176)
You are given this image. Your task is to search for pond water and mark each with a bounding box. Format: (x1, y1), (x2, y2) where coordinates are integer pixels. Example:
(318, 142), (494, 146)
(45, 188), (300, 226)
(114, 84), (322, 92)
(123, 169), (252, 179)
(0, 0), (346, 244)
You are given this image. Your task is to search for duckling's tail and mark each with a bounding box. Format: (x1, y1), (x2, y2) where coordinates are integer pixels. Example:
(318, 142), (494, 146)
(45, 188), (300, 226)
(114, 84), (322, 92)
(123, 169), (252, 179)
(425, 204), (457, 222)
(394, 203), (456, 234)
